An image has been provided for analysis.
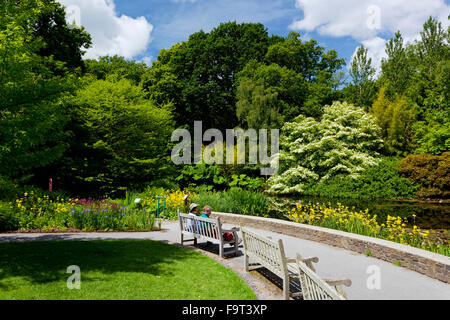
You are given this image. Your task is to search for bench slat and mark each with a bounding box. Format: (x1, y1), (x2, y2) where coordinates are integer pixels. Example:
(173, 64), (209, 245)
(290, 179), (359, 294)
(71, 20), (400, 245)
(295, 253), (346, 300)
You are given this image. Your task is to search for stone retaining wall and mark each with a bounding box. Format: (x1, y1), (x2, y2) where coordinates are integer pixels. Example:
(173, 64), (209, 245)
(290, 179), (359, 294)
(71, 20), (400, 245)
(211, 212), (450, 284)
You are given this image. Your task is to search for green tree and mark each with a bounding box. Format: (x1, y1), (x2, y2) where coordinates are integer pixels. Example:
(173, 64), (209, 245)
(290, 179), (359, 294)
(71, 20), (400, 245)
(265, 31), (345, 114)
(408, 17), (449, 154)
(380, 31), (413, 97)
(33, 0), (92, 73)
(141, 22), (272, 130)
(54, 76), (174, 195)
(235, 60), (306, 128)
(0, 0), (81, 183)
(348, 45), (377, 109)
(371, 87), (416, 155)
(85, 55), (148, 84)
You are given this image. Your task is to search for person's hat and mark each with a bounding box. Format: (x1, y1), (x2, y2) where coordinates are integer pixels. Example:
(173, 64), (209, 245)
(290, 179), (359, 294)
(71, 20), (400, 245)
(189, 203), (198, 211)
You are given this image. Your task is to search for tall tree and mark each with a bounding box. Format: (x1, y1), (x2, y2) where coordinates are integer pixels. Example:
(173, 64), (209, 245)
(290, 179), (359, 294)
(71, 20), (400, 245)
(235, 60), (306, 129)
(265, 31), (345, 114)
(0, 0), (76, 180)
(349, 45), (377, 109)
(33, 0), (92, 73)
(51, 76), (174, 195)
(0, 0), (91, 189)
(380, 31), (412, 97)
(371, 87), (416, 155)
(141, 22), (274, 130)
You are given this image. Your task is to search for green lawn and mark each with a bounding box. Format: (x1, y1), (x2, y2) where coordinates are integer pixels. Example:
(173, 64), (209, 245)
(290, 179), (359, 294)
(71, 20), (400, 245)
(0, 240), (256, 300)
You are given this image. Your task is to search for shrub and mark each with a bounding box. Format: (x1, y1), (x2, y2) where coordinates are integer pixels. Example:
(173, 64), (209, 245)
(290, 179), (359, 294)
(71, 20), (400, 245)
(191, 188), (269, 217)
(400, 152), (450, 198)
(0, 175), (18, 201)
(0, 201), (17, 231)
(304, 158), (418, 199)
(268, 101), (384, 194)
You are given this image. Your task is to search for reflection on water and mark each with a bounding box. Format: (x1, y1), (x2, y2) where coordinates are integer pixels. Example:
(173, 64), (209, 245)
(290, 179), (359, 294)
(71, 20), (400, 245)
(268, 195), (450, 231)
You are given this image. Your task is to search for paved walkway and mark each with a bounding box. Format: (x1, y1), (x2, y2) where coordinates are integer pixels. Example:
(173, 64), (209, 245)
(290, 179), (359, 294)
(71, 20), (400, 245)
(1, 221), (449, 300)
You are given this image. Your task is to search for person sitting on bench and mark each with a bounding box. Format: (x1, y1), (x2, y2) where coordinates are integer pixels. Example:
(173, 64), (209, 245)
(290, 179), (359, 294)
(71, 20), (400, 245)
(201, 205), (236, 243)
(186, 203), (199, 232)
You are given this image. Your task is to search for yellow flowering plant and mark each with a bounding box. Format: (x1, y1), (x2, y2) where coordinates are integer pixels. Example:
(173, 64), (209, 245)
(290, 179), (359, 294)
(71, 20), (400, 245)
(288, 202), (449, 256)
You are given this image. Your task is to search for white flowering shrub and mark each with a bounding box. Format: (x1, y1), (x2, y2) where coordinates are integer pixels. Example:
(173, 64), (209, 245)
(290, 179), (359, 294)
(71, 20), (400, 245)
(268, 102), (384, 194)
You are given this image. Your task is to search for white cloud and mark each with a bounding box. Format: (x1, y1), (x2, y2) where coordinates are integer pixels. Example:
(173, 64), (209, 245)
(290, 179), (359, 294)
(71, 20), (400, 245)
(350, 37), (387, 75)
(290, 0), (450, 70)
(58, 0), (153, 59)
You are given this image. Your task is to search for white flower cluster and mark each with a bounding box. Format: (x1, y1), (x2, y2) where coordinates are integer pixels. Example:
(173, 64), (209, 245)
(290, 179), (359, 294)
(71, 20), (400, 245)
(268, 102), (384, 194)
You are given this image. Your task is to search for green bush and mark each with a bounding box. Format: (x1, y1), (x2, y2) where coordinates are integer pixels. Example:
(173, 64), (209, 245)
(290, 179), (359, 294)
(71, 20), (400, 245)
(191, 188), (269, 217)
(400, 152), (450, 198)
(0, 175), (18, 201)
(303, 157), (418, 199)
(0, 201), (17, 231)
(176, 162), (229, 190)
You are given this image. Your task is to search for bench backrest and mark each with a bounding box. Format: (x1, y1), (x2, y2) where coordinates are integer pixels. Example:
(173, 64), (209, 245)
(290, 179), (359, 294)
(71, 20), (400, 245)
(241, 226), (287, 279)
(295, 254), (345, 300)
(178, 211), (222, 240)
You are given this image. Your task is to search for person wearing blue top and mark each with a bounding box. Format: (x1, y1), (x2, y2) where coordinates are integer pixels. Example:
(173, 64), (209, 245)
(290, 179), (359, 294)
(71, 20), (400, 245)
(200, 205), (217, 241)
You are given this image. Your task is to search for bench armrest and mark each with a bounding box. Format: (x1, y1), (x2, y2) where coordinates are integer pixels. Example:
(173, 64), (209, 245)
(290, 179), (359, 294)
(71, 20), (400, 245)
(287, 256), (319, 264)
(324, 279), (352, 287)
(222, 228), (238, 233)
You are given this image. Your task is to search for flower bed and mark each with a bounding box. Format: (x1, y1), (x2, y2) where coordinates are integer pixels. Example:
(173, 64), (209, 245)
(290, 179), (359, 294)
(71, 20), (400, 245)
(4, 192), (157, 232)
(287, 202), (449, 256)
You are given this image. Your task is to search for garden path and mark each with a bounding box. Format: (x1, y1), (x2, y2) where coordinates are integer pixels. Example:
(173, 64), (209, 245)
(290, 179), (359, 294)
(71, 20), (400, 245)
(1, 221), (449, 300)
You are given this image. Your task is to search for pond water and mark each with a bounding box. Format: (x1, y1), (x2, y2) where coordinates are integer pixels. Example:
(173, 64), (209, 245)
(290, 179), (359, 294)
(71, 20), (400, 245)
(268, 195), (450, 237)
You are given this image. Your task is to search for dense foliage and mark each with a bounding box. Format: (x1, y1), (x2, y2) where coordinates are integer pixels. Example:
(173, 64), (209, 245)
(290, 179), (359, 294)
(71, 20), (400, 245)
(53, 76), (174, 195)
(303, 158), (418, 199)
(400, 152), (450, 199)
(1, 191), (157, 232)
(268, 102), (384, 194)
(288, 202), (448, 256)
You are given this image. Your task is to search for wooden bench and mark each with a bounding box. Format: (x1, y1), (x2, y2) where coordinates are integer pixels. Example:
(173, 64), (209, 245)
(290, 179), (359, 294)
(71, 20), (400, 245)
(295, 253), (351, 300)
(178, 210), (240, 258)
(241, 226), (351, 300)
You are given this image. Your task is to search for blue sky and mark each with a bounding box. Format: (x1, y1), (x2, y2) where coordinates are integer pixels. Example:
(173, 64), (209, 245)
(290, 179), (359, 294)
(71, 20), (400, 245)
(113, 0), (360, 69)
(59, 0), (449, 77)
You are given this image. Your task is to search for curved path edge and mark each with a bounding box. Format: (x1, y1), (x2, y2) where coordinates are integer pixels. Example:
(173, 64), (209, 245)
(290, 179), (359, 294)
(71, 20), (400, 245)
(211, 212), (450, 284)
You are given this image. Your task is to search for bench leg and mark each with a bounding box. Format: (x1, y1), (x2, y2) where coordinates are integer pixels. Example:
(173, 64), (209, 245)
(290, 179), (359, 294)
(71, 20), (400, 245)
(244, 253), (249, 272)
(219, 242), (224, 258)
(180, 233), (184, 246)
(283, 277), (290, 300)
(234, 241), (238, 257)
